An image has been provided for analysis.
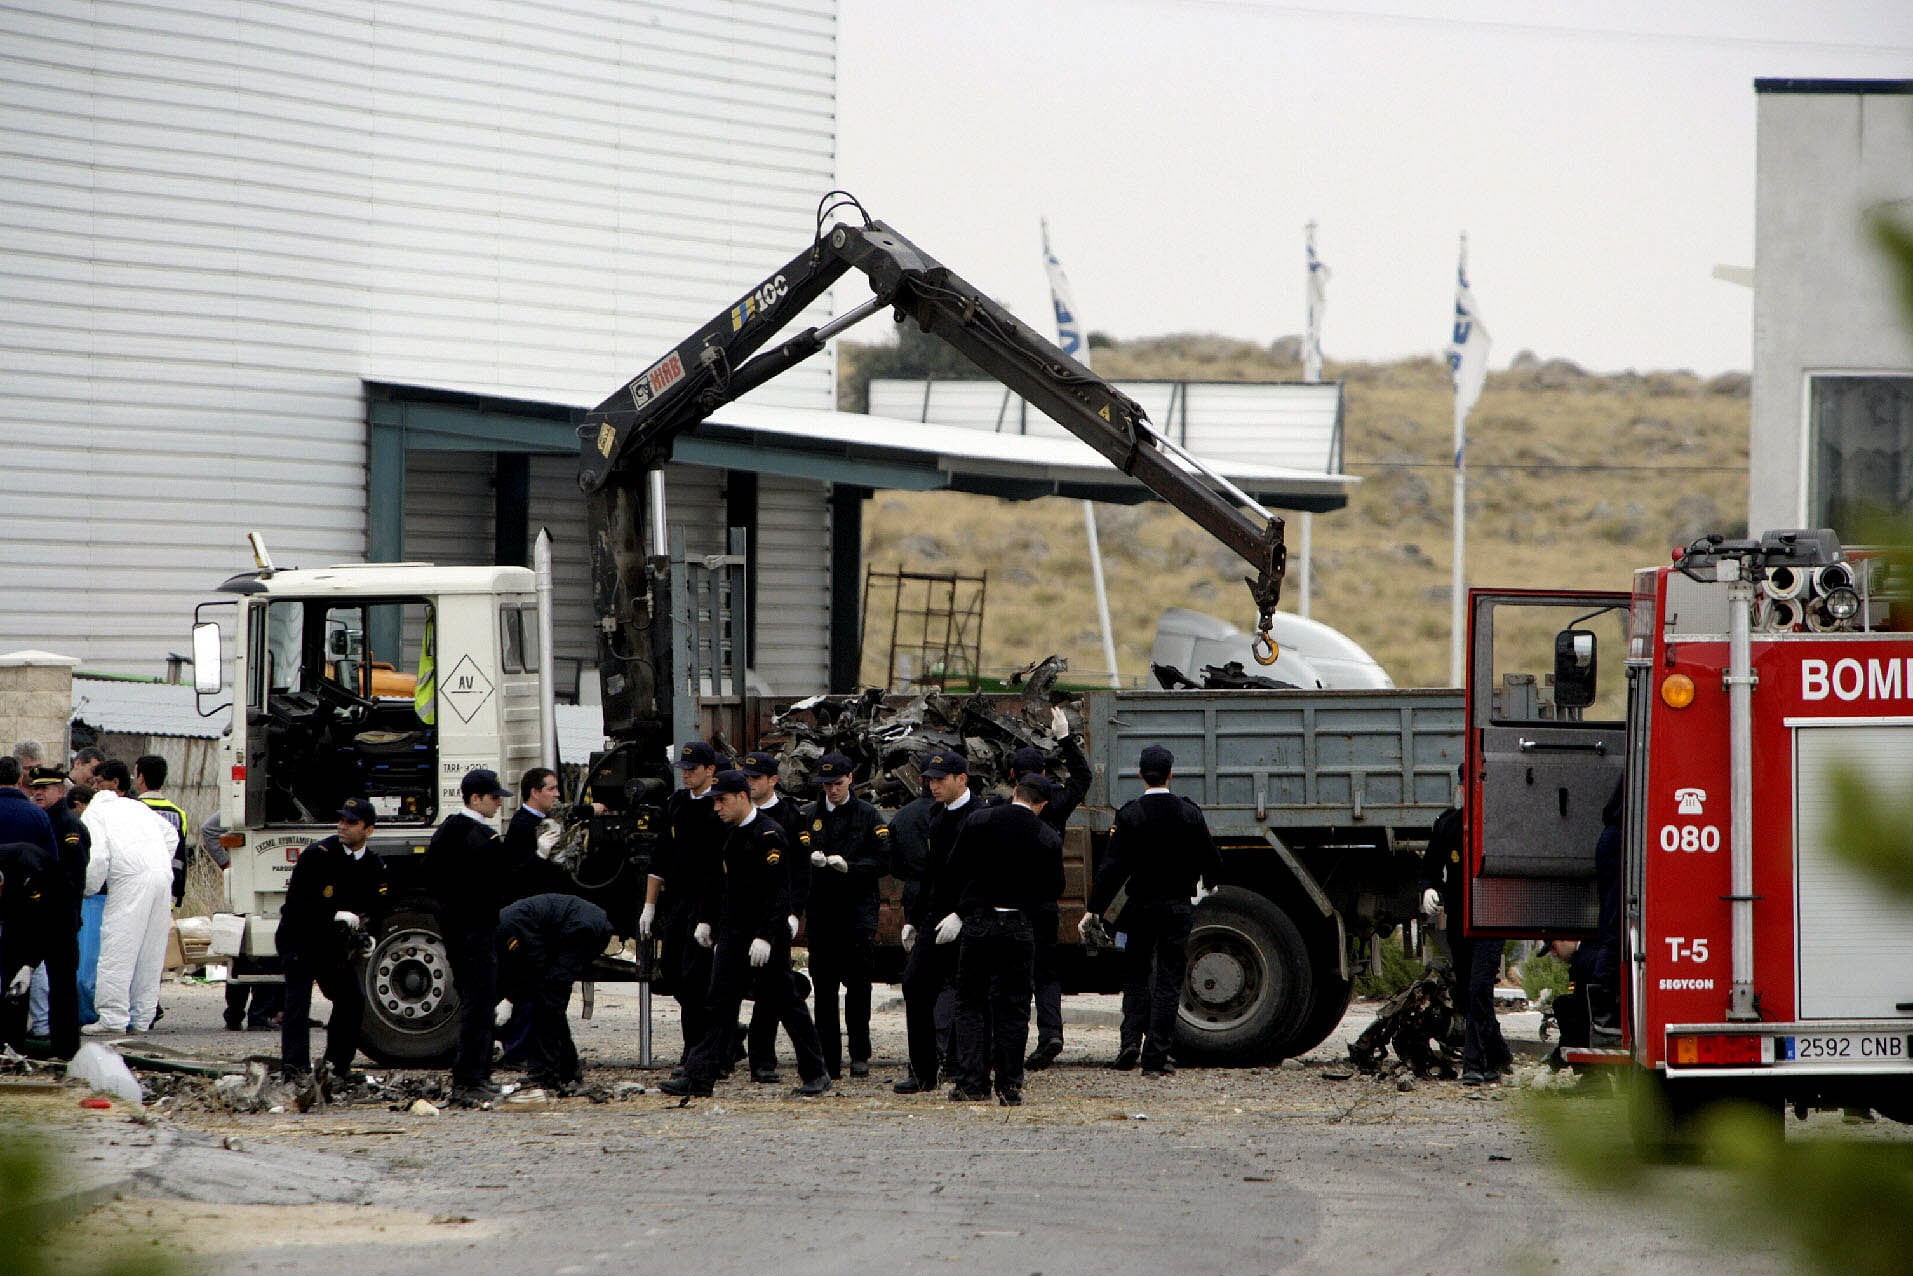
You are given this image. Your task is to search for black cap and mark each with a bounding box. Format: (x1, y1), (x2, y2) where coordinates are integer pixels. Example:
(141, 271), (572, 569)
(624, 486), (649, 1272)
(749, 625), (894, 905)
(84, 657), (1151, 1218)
(815, 752), (855, 782)
(740, 751), (780, 779)
(25, 765), (67, 788)
(337, 796), (378, 825)
(460, 768), (511, 799)
(1138, 744), (1174, 772)
(677, 741), (719, 769)
(1008, 746), (1047, 777)
(709, 769), (750, 795)
(919, 750), (967, 778)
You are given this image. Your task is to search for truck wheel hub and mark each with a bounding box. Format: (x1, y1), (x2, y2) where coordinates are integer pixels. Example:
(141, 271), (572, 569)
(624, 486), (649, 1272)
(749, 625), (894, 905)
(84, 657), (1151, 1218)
(373, 929), (450, 1022)
(1185, 926), (1265, 1029)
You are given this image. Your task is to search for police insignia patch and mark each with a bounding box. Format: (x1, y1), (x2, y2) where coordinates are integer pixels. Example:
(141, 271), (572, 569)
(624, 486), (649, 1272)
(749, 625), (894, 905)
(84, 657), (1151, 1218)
(322, 884), (334, 898)
(874, 825), (889, 837)
(766, 852), (781, 866)
(813, 819), (824, 832)
(1450, 850), (1460, 863)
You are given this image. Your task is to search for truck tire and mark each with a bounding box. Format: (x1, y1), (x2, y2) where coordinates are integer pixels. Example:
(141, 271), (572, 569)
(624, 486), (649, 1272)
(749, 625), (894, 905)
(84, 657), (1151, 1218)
(356, 908), (460, 1067)
(1275, 971), (1354, 1060)
(1175, 889), (1313, 1064)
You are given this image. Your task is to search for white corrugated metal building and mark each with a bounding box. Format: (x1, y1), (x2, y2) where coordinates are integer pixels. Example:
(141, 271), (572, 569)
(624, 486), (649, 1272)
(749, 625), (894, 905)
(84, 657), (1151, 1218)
(0, 0), (840, 691)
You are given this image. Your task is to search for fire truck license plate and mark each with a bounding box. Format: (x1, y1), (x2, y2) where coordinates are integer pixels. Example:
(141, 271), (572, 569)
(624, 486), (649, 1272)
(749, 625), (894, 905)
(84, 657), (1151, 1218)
(1781, 1034), (1911, 1062)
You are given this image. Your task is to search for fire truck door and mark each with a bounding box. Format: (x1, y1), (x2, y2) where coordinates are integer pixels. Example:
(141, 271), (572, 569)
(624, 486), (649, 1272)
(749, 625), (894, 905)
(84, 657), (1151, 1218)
(1465, 590), (1629, 935)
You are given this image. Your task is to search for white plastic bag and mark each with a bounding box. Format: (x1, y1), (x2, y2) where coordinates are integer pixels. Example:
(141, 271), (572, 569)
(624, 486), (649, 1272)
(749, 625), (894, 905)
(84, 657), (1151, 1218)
(67, 1042), (144, 1107)
(208, 913), (246, 958)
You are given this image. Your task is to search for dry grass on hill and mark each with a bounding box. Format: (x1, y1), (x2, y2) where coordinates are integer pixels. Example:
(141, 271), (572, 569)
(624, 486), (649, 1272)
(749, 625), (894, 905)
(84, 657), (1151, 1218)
(853, 338), (1749, 689)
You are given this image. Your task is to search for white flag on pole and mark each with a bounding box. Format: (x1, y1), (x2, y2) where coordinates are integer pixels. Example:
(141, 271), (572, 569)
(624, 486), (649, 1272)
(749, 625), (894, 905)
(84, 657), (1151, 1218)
(1445, 234), (1490, 438)
(1304, 222), (1328, 384)
(1042, 217), (1090, 368)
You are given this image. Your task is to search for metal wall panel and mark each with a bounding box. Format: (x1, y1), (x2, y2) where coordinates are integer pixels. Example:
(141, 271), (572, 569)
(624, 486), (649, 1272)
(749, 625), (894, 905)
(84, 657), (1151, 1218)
(753, 475), (833, 694)
(0, 0), (838, 674)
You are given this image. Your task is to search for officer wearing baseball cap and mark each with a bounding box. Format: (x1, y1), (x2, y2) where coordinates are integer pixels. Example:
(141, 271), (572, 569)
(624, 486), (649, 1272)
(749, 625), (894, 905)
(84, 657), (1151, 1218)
(897, 748), (992, 1093)
(21, 764), (87, 1057)
(425, 768), (514, 1106)
(1003, 737), (1092, 1074)
(739, 750), (812, 1083)
(1083, 744), (1222, 1076)
(797, 751), (889, 1078)
(646, 741), (728, 1069)
(278, 796), (391, 1086)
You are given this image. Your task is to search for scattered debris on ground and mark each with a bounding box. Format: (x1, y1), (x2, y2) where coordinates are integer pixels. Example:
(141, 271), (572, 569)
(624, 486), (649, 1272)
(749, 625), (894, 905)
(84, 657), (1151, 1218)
(1347, 969), (1464, 1080)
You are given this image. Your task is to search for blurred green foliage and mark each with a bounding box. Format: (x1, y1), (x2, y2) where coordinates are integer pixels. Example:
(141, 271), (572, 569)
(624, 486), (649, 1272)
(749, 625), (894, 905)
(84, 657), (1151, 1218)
(0, 1130), (165, 1276)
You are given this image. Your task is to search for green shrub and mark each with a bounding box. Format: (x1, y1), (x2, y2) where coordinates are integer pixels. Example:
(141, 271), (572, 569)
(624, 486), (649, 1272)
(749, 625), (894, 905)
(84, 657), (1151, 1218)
(1355, 936), (1425, 1000)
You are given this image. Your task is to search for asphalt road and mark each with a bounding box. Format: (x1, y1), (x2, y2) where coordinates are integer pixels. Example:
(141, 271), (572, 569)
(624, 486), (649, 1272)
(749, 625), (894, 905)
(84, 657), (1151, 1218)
(15, 978), (1859, 1275)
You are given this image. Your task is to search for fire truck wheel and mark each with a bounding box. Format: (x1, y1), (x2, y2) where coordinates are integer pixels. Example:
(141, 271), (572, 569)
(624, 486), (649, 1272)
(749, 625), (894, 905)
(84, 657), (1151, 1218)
(1175, 889), (1313, 1065)
(357, 907), (461, 1067)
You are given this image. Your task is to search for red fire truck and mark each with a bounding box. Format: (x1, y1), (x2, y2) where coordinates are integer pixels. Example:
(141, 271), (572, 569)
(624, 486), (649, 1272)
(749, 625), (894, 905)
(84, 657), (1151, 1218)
(1464, 529), (1913, 1132)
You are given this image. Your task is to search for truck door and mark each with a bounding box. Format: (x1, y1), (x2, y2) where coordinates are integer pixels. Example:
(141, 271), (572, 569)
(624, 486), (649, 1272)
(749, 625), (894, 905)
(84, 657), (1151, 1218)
(1465, 589), (1629, 935)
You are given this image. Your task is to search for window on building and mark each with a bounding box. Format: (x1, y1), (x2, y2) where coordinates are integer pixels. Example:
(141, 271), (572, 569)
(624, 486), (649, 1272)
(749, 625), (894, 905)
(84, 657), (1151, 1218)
(1809, 375), (1913, 536)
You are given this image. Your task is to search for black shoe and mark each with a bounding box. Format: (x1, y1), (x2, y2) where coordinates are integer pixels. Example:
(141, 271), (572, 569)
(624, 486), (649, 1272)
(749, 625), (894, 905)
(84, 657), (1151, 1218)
(849, 1060), (870, 1078)
(1024, 1039), (1063, 1071)
(998, 1089), (1023, 1106)
(751, 1068), (782, 1084)
(791, 1075), (833, 1098)
(449, 1085), (497, 1109)
(1461, 1070), (1489, 1086)
(893, 1076), (926, 1095)
(223, 1012), (245, 1031)
(947, 1086), (991, 1102)
(658, 1075), (713, 1098)
(1142, 1061), (1176, 1078)
(1109, 1046), (1141, 1071)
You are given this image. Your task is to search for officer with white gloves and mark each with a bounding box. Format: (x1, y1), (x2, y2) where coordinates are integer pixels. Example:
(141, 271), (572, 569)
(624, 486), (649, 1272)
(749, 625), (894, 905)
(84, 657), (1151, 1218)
(79, 760), (177, 1036)
(276, 798), (391, 1082)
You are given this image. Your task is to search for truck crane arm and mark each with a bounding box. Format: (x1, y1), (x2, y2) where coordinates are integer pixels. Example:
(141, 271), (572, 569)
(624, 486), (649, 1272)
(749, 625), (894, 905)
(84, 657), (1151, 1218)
(578, 203), (1287, 751)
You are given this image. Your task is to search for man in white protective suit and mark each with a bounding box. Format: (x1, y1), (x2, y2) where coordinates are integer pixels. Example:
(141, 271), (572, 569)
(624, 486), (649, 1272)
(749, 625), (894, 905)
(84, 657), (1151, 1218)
(79, 759), (177, 1035)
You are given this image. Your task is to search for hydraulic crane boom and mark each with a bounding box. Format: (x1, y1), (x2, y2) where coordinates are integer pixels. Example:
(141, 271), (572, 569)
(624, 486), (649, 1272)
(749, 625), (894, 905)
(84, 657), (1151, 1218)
(577, 207), (1287, 756)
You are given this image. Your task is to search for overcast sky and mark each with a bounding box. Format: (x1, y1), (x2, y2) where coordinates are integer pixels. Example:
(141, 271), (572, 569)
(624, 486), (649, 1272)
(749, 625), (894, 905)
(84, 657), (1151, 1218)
(835, 0), (1912, 375)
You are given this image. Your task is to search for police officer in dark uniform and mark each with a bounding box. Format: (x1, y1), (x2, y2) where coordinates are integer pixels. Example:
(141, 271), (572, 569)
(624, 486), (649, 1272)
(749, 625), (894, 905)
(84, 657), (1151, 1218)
(1005, 739), (1089, 1071)
(797, 751), (889, 1079)
(277, 797), (390, 1081)
(25, 766), (87, 1058)
(424, 767), (513, 1107)
(644, 741), (726, 1069)
(0, 837), (78, 1056)
(741, 751), (812, 1083)
(1085, 745), (1222, 1076)
(659, 771), (831, 1098)
(496, 891), (614, 1095)
(1420, 765), (1511, 1085)
(935, 774), (1064, 1105)
(896, 749), (991, 1094)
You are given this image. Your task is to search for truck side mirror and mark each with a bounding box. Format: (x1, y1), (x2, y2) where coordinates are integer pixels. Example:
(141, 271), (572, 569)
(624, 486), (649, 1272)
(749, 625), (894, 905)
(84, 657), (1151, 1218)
(192, 621), (224, 694)
(1553, 629), (1597, 709)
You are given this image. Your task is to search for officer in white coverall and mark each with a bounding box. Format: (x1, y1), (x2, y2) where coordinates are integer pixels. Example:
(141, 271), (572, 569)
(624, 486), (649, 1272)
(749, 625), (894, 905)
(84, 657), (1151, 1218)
(79, 760), (177, 1034)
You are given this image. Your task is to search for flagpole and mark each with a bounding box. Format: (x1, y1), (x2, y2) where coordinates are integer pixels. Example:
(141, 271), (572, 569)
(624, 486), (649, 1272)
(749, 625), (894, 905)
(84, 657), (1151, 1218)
(1301, 221), (1324, 620)
(1448, 231), (1477, 688)
(1044, 217), (1123, 690)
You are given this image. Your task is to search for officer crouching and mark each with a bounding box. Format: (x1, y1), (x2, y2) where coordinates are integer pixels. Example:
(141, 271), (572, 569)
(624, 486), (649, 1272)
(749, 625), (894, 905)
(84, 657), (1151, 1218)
(277, 797), (390, 1085)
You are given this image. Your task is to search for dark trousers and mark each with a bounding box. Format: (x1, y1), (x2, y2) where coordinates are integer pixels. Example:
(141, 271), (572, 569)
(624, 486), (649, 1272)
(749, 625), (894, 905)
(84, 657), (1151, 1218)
(951, 910), (1035, 1096)
(1451, 927), (1510, 1075)
(900, 933), (958, 1087)
(807, 924), (874, 1076)
(683, 932), (825, 1086)
(446, 923), (498, 1088)
(664, 911), (713, 1055)
(502, 942), (595, 1085)
(2, 930), (78, 1059)
(747, 968), (815, 1074)
(1030, 905), (1063, 1047)
(1119, 901), (1192, 1069)
(226, 953), (284, 1029)
(280, 952), (365, 1073)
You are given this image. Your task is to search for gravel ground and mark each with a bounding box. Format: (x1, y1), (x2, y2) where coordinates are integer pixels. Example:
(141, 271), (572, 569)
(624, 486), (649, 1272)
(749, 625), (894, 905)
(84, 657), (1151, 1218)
(9, 977), (1886, 1275)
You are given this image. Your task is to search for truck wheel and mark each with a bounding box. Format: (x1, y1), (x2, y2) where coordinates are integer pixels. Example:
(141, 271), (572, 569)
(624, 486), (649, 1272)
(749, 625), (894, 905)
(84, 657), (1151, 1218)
(1175, 889), (1312, 1065)
(357, 908), (460, 1067)
(1275, 971), (1354, 1060)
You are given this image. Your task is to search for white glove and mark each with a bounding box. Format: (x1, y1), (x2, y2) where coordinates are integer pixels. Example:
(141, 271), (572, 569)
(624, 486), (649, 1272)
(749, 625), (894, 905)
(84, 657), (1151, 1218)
(900, 923), (916, 952)
(1051, 706), (1069, 736)
(935, 912), (963, 945)
(5, 968), (29, 998)
(639, 902), (656, 939)
(694, 922), (713, 949)
(787, 914), (800, 940)
(1190, 878), (1212, 906)
(749, 937), (772, 967)
(825, 855), (849, 874)
(333, 910), (361, 930)
(535, 822), (563, 860)
(810, 849), (827, 868)
(1077, 914), (1094, 941)
(1421, 887), (1442, 919)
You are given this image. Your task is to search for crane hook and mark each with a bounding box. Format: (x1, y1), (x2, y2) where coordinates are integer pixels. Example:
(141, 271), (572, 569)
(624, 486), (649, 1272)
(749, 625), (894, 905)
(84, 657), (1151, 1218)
(1252, 628), (1279, 666)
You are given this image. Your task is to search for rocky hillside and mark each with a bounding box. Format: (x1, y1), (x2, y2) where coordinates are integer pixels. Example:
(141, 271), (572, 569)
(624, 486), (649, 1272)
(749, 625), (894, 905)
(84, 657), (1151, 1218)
(844, 335), (1750, 689)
